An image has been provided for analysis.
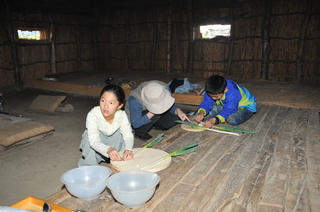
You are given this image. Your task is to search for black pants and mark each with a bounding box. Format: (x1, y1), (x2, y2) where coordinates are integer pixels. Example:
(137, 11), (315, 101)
(134, 110), (179, 136)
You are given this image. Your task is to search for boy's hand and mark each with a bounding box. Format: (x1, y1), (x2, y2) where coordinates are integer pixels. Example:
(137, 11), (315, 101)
(194, 112), (204, 123)
(123, 150), (134, 161)
(203, 118), (216, 129)
(107, 147), (122, 161)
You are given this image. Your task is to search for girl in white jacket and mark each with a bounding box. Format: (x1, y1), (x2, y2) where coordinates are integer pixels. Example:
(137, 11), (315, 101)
(78, 84), (134, 166)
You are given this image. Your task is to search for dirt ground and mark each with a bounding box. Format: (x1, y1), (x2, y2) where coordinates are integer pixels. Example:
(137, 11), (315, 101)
(0, 88), (165, 206)
(0, 75), (320, 206)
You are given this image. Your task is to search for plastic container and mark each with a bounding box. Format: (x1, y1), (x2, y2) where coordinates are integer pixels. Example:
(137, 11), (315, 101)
(106, 170), (160, 208)
(60, 166), (112, 201)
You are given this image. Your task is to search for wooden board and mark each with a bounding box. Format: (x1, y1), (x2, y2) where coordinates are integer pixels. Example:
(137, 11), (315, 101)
(24, 79), (203, 105)
(181, 121), (205, 132)
(111, 148), (171, 172)
(44, 106), (320, 212)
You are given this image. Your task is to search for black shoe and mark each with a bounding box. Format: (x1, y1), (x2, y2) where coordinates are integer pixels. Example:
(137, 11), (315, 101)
(153, 126), (164, 130)
(135, 133), (152, 141)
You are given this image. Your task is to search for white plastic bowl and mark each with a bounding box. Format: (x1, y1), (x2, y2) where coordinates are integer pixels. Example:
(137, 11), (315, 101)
(106, 170), (160, 208)
(60, 166), (112, 201)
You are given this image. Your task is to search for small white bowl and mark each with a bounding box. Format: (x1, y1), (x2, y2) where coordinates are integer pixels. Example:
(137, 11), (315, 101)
(61, 166), (112, 201)
(106, 170), (160, 208)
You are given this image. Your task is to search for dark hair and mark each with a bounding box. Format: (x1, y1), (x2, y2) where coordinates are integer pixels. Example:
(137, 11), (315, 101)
(100, 84), (126, 105)
(205, 75), (227, 94)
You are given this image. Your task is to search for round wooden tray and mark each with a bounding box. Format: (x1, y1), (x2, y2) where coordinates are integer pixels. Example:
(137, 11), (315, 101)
(181, 121), (205, 132)
(111, 148), (171, 172)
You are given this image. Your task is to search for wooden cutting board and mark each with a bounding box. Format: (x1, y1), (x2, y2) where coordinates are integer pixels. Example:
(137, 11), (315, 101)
(111, 148), (171, 172)
(181, 121), (205, 132)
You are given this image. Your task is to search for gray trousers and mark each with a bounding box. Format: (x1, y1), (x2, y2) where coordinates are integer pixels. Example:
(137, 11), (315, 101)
(78, 129), (125, 166)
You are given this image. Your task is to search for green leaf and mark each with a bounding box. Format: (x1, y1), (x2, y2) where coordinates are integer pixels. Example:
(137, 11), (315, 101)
(176, 120), (254, 134)
(134, 133), (164, 155)
(176, 120), (206, 129)
(144, 133), (164, 148)
(140, 143), (200, 170)
(172, 147), (201, 156)
(169, 142), (199, 157)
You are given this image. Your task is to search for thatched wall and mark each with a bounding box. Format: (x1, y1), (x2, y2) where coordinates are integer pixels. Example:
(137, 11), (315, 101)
(0, 11), (95, 88)
(0, 0), (319, 88)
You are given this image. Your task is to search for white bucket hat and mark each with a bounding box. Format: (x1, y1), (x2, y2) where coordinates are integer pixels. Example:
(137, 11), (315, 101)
(140, 82), (175, 114)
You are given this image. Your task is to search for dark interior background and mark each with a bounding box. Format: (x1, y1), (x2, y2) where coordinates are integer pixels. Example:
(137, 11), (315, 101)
(1, 0), (319, 90)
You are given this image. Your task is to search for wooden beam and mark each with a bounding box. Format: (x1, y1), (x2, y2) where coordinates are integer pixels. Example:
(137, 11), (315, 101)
(49, 13), (56, 74)
(296, 0), (315, 82)
(92, 8), (100, 71)
(24, 79), (203, 105)
(226, 8), (235, 75)
(166, 6), (172, 74)
(24, 79), (102, 97)
(125, 9), (129, 70)
(2, 2), (22, 91)
(261, 0), (272, 80)
(186, 0), (194, 73)
(74, 15), (82, 71)
(172, 93), (203, 105)
(151, 7), (158, 72)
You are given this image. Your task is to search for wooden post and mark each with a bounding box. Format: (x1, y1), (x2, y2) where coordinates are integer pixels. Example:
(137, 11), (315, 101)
(49, 13), (56, 74)
(151, 7), (158, 72)
(166, 6), (172, 74)
(2, 2), (22, 91)
(92, 8), (100, 71)
(226, 8), (235, 75)
(296, 0), (314, 82)
(74, 15), (82, 71)
(125, 10), (129, 71)
(261, 0), (272, 80)
(186, 0), (194, 74)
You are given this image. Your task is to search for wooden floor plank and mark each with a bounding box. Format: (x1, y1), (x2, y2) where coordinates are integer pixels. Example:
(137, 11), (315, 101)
(235, 137), (276, 211)
(230, 106), (280, 211)
(284, 109), (309, 212)
(151, 184), (194, 212)
(179, 134), (224, 186)
(306, 109), (320, 212)
(259, 108), (300, 209)
(180, 153), (240, 212)
(202, 106), (277, 211)
(266, 106), (289, 139)
(182, 135), (236, 184)
(138, 158), (185, 211)
(44, 106), (319, 212)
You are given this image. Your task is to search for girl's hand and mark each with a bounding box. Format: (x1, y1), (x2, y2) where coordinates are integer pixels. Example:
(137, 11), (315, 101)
(123, 150), (134, 161)
(107, 147), (122, 161)
(175, 108), (190, 122)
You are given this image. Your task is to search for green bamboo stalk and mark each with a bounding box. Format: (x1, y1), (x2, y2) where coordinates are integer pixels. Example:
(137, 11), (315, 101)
(140, 142), (199, 170)
(176, 120), (254, 134)
(215, 126), (254, 134)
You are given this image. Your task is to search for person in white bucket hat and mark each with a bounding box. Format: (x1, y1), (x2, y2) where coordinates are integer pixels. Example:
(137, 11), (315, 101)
(125, 80), (190, 141)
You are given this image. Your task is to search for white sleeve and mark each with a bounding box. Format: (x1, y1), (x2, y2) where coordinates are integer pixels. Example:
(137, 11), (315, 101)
(86, 108), (110, 157)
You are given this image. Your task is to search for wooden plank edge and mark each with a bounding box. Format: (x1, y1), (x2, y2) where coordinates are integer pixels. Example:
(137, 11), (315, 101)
(24, 79), (203, 105)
